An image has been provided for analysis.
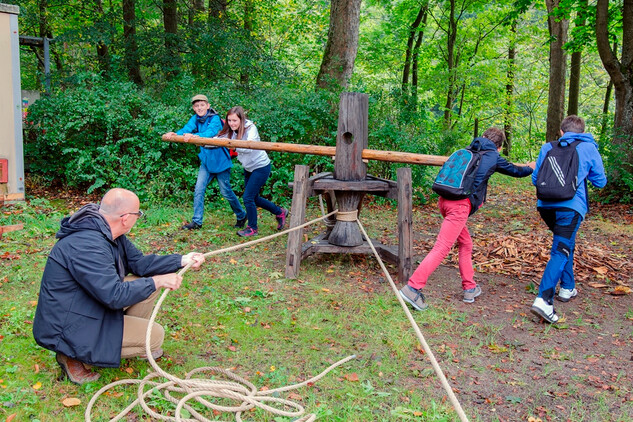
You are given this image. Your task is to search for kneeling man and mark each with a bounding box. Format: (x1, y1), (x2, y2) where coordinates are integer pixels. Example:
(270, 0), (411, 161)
(33, 188), (205, 384)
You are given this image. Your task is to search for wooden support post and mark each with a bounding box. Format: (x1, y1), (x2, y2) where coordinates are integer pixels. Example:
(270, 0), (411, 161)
(285, 165), (310, 279)
(328, 92), (368, 247)
(397, 167), (413, 284)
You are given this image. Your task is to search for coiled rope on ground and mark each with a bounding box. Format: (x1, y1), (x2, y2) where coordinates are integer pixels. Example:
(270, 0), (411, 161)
(85, 207), (469, 422)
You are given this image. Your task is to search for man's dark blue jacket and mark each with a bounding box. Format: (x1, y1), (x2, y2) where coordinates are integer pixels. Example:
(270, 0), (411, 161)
(468, 137), (533, 215)
(32, 204), (182, 367)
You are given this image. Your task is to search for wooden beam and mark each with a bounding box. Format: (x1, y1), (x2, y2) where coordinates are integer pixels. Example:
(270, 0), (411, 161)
(162, 134), (448, 166)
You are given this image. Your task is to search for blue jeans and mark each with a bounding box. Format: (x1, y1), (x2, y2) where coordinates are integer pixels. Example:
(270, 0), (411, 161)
(192, 166), (245, 225)
(537, 208), (583, 304)
(243, 163), (281, 230)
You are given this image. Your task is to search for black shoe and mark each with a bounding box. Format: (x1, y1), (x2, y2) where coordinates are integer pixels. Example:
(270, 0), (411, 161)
(181, 221), (201, 230)
(234, 216), (247, 228)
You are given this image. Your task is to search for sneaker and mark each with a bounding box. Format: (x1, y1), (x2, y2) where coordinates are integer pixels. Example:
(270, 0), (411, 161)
(276, 208), (289, 231)
(557, 287), (577, 302)
(530, 297), (559, 324)
(234, 216), (247, 228)
(237, 226), (258, 237)
(463, 284), (482, 303)
(181, 221), (201, 230)
(399, 285), (428, 311)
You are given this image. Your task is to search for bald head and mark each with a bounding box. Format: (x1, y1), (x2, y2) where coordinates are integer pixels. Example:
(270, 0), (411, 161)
(97, 188), (143, 239)
(99, 188), (140, 217)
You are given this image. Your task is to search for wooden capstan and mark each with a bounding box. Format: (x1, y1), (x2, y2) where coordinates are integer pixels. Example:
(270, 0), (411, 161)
(161, 91), (442, 283)
(284, 92), (413, 283)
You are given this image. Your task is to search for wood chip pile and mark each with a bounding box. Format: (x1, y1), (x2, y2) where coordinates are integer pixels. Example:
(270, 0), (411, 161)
(415, 231), (632, 294)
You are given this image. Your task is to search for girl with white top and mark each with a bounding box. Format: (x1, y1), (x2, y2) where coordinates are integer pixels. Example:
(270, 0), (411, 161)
(216, 106), (288, 237)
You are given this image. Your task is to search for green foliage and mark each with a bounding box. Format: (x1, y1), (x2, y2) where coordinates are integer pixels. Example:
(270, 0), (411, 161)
(597, 133), (633, 204)
(23, 73), (340, 204)
(23, 73), (197, 202)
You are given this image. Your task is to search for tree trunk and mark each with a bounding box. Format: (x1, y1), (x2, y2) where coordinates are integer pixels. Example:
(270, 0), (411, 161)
(596, 0), (633, 137)
(315, 0), (362, 91)
(163, 0), (180, 78)
(241, 0), (253, 87)
(190, 0), (204, 25)
(596, 0), (633, 186)
(402, 4), (428, 93)
(208, 0), (227, 20)
(411, 24), (425, 107)
(567, 0), (589, 116)
(123, 0), (142, 85)
(504, 22), (516, 156)
(600, 74), (614, 138)
(95, 0), (110, 76)
(443, 0), (457, 128)
(545, 0), (569, 142)
(37, 0), (63, 86)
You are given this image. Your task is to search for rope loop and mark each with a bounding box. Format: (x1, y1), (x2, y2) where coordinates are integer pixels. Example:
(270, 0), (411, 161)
(335, 210), (358, 221)
(86, 206), (469, 422)
(85, 211), (357, 422)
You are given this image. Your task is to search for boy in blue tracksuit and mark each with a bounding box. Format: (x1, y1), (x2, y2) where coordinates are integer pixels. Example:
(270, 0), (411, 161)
(530, 115), (607, 324)
(165, 94), (246, 230)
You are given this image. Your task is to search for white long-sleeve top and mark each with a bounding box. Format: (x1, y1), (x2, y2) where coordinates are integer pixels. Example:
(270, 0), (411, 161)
(225, 120), (271, 172)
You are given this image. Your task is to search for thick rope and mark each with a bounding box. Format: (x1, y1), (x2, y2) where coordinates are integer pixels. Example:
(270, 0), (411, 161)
(85, 208), (469, 422)
(86, 211), (356, 422)
(335, 210), (357, 221)
(354, 219), (470, 422)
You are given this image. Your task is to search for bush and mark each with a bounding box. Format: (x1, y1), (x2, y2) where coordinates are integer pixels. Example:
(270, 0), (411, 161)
(24, 73), (197, 203)
(24, 73), (339, 205)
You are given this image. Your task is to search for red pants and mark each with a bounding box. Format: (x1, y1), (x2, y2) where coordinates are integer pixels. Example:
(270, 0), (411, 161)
(408, 197), (475, 290)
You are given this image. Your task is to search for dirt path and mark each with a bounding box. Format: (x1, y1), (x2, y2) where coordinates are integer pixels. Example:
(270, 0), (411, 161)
(398, 185), (633, 421)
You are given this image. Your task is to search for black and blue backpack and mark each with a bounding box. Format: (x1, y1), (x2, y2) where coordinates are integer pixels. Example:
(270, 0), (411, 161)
(535, 139), (582, 200)
(432, 146), (484, 200)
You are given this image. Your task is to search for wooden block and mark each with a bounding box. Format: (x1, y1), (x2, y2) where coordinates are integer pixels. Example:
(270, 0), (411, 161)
(0, 223), (24, 238)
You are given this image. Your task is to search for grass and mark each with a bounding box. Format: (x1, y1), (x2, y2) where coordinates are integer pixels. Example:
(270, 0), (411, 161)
(0, 197), (460, 421)
(2, 178), (632, 421)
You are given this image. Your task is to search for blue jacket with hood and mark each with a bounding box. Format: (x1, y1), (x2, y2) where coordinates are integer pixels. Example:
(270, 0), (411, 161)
(532, 132), (607, 218)
(32, 204), (182, 367)
(467, 137), (533, 215)
(177, 110), (232, 174)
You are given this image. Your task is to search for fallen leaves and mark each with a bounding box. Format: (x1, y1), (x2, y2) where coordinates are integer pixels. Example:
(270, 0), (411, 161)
(62, 397), (81, 407)
(611, 285), (631, 295)
(343, 373), (359, 382)
(425, 230), (633, 294)
(487, 343), (509, 354)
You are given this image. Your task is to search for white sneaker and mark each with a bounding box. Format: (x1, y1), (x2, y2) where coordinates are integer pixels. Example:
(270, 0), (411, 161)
(557, 287), (578, 302)
(530, 297), (559, 324)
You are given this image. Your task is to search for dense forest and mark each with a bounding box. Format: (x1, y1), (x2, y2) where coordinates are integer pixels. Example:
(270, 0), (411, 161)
(11, 0), (633, 203)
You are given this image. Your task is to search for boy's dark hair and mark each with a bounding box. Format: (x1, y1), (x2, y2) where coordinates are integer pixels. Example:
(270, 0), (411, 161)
(482, 127), (505, 148)
(560, 115), (585, 133)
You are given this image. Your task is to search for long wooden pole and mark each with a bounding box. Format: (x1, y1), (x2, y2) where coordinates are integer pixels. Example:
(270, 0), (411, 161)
(162, 134), (448, 166)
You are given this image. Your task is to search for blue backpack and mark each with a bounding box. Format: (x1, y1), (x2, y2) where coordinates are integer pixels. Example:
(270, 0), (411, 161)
(432, 146), (483, 200)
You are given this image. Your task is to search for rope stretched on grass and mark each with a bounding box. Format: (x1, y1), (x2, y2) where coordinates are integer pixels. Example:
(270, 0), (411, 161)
(354, 219), (470, 422)
(86, 210), (357, 422)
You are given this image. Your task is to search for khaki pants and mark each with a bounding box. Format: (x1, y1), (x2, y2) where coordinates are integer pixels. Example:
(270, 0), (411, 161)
(121, 276), (164, 358)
